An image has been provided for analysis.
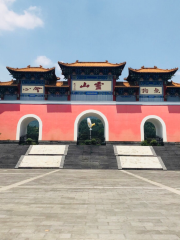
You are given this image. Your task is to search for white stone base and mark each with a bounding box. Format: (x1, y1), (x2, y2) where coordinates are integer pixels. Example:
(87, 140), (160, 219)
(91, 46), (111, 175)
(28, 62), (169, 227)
(114, 146), (154, 156)
(119, 156), (163, 169)
(28, 145), (67, 155)
(18, 156), (64, 168)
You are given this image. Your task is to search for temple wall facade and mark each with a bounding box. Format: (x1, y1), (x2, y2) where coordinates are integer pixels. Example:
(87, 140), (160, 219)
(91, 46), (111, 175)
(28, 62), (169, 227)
(0, 103), (180, 142)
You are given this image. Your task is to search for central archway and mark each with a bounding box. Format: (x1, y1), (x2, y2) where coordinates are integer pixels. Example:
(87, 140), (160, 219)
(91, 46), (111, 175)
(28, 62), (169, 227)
(74, 110), (109, 141)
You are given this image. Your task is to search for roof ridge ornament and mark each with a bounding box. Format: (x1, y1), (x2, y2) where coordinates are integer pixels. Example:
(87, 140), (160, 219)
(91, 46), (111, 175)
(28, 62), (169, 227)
(27, 65), (30, 68)
(141, 66), (144, 69)
(154, 66), (157, 69)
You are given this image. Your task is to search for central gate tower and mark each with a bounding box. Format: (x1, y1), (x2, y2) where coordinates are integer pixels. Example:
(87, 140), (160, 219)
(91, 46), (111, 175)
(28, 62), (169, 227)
(58, 60), (126, 101)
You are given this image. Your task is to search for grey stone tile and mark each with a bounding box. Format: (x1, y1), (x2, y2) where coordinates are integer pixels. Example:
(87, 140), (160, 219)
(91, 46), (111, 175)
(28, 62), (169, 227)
(1, 169), (180, 239)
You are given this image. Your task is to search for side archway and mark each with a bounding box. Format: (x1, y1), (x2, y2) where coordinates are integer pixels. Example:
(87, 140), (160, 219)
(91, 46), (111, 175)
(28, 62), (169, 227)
(140, 115), (167, 142)
(74, 110), (109, 141)
(16, 114), (43, 141)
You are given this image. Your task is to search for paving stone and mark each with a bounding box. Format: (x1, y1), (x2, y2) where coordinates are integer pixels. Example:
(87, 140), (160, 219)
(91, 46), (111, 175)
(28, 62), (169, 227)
(1, 169), (180, 239)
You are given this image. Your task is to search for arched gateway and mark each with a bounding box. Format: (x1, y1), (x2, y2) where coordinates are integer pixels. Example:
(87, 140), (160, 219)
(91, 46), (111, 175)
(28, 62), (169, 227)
(16, 114), (43, 141)
(141, 115), (167, 142)
(74, 110), (109, 141)
(0, 62), (180, 143)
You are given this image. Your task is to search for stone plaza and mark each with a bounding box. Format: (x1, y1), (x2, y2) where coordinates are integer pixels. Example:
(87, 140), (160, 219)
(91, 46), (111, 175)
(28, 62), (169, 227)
(1, 169), (180, 240)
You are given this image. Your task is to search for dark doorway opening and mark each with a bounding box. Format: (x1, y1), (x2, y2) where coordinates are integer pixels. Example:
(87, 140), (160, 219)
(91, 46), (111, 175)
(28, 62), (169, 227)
(144, 122), (163, 145)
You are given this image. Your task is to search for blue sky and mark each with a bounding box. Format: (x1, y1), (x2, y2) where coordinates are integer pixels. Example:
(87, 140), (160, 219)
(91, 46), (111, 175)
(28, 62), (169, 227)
(0, 0), (180, 82)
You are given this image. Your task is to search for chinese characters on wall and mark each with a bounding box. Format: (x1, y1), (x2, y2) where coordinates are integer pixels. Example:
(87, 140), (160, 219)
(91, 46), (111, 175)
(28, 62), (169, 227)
(140, 87), (162, 95)
(72, 81), (111, 91)
(22, 86), (44, 94)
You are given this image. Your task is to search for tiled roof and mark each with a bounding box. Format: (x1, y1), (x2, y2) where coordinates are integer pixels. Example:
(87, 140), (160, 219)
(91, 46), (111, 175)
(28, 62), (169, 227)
(115, 82), (139, 87)
(45, 81), (69, 88)
(6, 65), (55, 72)
(129, 66), (178, 73)
(167, 81), (180, 88)
(58, 60), (126, 67)
(0, 80), (17, 86)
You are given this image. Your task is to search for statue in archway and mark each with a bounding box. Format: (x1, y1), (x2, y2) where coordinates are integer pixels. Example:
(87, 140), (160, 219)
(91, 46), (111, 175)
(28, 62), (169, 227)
(87, 118), (95, 140)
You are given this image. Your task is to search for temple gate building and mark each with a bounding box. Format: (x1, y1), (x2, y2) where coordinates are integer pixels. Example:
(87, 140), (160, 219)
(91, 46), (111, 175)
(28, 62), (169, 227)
(0, 61), (180, 143)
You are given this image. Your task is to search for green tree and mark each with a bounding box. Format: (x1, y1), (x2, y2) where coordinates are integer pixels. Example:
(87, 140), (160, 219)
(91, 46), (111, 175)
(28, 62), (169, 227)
(27, 121), (39, 141)
(144, 122), (156, 138)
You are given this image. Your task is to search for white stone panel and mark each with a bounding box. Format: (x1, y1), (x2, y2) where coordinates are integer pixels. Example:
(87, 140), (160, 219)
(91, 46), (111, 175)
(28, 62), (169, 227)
(19, 156), (63, 168)
(120, 156), (162, 169)
(22, 85), (44, 94)
(72, 80), (112, 91)
(115, 146), (154, 156)
(28, 145), (67, 155)
(140, 87), (162, 95)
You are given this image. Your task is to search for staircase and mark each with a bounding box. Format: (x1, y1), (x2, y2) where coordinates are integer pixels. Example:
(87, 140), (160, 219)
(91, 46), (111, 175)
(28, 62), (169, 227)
(0, 144), (29, 168)
(153, 145), (180, 170)
(0, 143), (180, 170)
(64, 145), (118, 169)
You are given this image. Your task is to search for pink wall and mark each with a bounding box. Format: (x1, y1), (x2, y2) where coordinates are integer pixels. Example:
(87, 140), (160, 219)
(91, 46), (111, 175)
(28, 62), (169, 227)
(0, 104), (180, 142)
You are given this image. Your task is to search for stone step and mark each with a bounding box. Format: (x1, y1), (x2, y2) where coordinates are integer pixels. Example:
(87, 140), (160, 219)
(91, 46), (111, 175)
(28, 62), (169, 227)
(0, 144), (29, 168)
(64, 145), (118, 169)
(153, 146), (180, 170)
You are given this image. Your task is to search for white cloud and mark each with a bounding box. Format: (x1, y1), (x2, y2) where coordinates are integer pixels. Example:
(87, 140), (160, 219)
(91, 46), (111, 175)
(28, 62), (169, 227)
(0, 0), (43, 32)
(34, 56), (65, 80)
(34, 56), (53, 67)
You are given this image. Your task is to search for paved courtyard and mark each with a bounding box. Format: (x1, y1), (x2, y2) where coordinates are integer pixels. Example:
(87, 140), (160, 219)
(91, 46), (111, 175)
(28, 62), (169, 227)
(1, 169), (180, 239)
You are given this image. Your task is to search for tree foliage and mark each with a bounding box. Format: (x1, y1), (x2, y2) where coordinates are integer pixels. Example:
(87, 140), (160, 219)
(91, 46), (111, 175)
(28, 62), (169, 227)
(27, 125), (39, 141)
(144, 122), (156, 138)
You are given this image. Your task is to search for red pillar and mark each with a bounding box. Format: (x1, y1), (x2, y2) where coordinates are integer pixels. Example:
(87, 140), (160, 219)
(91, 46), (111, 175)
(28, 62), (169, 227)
(136, 88), (139, 101)
(17, 83), (20, 100)
(163, 82), (167, 101)
(68, 77), (71, 101)
(45, 87), (48, 100)
(113, 76), (116, 101)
